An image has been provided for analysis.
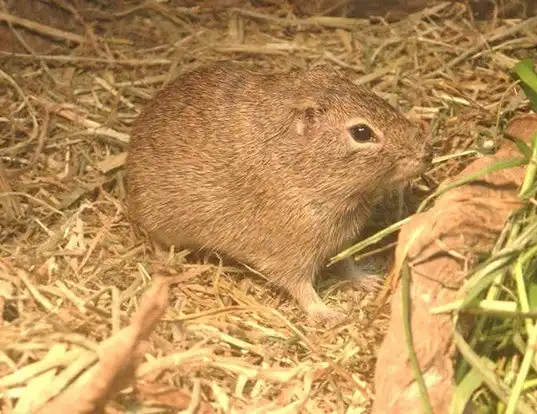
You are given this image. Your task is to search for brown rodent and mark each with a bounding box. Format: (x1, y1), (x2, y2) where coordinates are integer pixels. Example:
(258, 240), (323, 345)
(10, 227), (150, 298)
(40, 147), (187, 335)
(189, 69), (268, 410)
(124, 62), (432, 325)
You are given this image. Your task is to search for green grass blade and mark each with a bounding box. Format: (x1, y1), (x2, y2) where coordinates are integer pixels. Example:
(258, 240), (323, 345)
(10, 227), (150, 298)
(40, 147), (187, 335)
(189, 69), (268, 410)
(528, 281), (537, 310)
(505, 322), (537, 413)
(513, 59), (537, 111)
(417, 158), (528, 213)
(402, 263), (434, 414)
(460, 218), (537, 308)
(518, 132), (537, 199)
(505, 134), (533, 159)
(514, 244), (537, 336)
(450, 368), (484, 414)
(327, 217), (410, 265)
(452, 316), (536, 414)
(459, 256), (516, 308)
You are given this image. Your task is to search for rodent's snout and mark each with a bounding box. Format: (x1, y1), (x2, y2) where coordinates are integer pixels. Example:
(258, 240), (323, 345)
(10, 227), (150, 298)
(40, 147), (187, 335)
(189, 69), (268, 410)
(409, 138), (433, 177)
(416, 122), (434, 170)
(421, 143), (434, 166)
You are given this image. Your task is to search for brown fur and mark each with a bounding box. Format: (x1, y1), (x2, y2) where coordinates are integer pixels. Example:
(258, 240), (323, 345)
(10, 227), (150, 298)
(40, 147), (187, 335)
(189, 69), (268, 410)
(124, 62), (432, 324)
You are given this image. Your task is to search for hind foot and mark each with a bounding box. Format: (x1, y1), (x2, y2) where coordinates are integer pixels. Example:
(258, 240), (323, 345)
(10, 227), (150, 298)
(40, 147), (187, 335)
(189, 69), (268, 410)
(284, 277), (347, 327)
(331, 258), (384, 293)
(305, 302), (346, 326)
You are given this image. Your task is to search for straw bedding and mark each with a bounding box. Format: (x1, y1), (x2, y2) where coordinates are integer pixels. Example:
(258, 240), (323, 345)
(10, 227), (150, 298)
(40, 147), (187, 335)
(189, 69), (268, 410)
(0, 1), (536, 412)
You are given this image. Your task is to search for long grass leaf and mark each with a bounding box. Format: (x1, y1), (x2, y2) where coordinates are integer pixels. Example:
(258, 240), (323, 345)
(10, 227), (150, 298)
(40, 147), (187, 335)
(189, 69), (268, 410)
(402, 263), (433, 414)
(417, 158), (528, 213)
(450, 368), (484, 414)
(513, 59), (537, 110)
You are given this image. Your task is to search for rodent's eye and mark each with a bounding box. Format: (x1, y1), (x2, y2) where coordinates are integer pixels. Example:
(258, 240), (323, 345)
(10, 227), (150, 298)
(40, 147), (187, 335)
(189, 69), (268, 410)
(348, 123), (375, 143)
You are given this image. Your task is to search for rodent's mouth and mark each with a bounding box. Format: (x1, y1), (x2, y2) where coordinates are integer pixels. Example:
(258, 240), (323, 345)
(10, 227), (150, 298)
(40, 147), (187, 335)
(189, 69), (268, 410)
(389, 159), (430, 186)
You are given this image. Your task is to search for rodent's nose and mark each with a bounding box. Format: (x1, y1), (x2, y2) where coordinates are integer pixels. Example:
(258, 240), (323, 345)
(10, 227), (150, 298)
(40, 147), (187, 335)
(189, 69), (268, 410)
(416, 121), (434, 166)
(417, 142), (434, 172)
(422, 146), (434, 165)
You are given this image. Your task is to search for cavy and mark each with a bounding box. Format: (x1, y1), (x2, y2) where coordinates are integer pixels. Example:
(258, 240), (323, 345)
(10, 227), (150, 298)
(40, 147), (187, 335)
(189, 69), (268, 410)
(124, 62), (432, 325)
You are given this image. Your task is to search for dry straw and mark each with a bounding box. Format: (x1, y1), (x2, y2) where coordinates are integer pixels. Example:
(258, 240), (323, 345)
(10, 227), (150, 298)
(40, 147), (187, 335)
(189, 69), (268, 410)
(0, 0), (536, 412)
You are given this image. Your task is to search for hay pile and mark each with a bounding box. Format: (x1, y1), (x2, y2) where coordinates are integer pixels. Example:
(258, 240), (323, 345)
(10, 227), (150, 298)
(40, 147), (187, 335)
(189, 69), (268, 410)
(1, 1), (536, 412)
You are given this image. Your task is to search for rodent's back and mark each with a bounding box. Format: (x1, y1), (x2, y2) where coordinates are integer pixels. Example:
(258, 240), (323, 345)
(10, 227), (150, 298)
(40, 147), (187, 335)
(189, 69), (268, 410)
(127, 64), (297, 175)
(124, 64), (309, 253)
(129, 64), (258, 161)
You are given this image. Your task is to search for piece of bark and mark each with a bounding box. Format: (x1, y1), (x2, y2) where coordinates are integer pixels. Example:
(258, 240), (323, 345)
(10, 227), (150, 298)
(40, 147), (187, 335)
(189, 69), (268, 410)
(34, 275), (170, 414)
(371, 113), (536, 414)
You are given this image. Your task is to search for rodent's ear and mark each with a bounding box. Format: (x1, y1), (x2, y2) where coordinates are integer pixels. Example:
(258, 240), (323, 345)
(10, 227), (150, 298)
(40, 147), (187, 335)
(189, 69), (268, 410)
(292, 99), (323, 136)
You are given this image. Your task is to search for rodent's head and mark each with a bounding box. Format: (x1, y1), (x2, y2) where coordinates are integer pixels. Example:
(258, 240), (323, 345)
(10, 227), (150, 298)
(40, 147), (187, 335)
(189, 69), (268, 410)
(284, 66), (432, 199)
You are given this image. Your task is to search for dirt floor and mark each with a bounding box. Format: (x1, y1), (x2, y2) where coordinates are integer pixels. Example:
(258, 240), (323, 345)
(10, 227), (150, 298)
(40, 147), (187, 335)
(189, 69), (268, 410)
(1, 1), (536, 413)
